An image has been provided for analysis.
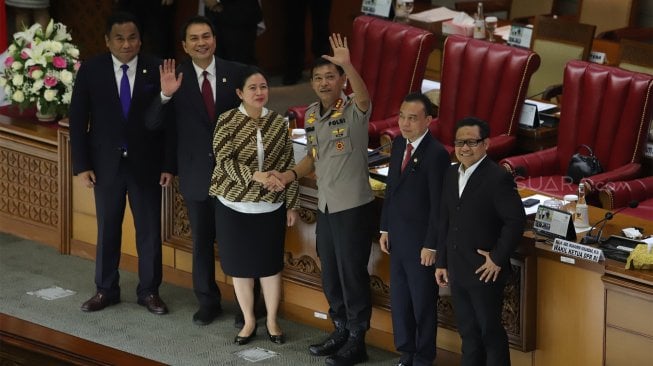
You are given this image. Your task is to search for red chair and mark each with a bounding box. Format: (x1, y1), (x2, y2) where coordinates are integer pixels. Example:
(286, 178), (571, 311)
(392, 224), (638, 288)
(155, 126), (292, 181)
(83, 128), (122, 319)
(599, 177), (653, 221)
(380, 35), (540, 160)
(287, 15), (434, 147)
(500, 60), (653, 198)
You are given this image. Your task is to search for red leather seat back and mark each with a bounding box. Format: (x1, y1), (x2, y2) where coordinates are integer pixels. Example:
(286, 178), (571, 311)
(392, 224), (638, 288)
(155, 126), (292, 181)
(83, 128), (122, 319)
(555, 60), (653, 174)
(351, 15), (434, 123)
(437, 35), (540, 146)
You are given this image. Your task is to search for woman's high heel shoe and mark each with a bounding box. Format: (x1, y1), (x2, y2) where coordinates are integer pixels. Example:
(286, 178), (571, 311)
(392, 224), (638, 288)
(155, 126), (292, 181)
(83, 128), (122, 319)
(266, 329), (285, 344)
(234, 326), (257, 345)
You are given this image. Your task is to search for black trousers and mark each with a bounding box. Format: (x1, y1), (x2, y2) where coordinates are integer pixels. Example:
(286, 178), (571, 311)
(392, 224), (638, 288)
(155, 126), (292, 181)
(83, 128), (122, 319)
(390, 254), (438, 366)
(93, 160), (162, 301)
(316, 201), (374, 332)
(284, 0), (332, 77)
(451, 281), (511, 366)
(185, 197), (222, 311)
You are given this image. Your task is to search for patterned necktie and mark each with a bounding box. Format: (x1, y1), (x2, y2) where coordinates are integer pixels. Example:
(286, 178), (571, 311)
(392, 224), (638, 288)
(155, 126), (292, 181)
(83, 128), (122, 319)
(120, 64), (130, 119)
(201, 70), (215, 120)
(401, 143), (413, 172)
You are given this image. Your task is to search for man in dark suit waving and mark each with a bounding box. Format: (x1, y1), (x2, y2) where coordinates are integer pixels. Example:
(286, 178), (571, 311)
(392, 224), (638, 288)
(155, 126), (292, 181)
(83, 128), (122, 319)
(70, 12), (175, 315)
(379, 93), (450, 366)
(146, 16), (247, 326)
(435, 117), (525, 366)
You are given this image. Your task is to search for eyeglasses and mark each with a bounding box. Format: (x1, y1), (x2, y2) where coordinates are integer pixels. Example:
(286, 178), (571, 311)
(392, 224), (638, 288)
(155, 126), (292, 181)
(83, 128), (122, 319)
(453, 138), (485, 147)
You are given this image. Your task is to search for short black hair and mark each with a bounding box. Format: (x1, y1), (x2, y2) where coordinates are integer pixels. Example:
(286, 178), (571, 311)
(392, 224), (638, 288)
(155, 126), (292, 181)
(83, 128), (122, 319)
(181, 15), (215, 41)
(403, 92), (435, 117)
(310, 57), (344, 78)
(239, 66), (268, 90)
(106, 11), (141, 38)
(455, 117), (490, 139)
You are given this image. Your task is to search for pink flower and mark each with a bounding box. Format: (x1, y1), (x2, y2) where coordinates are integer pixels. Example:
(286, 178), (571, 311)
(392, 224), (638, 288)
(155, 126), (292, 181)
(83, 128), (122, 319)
(44, 75), (58, 87)
(3, 57), (13, 67)
(74, 61), (81, 71)
(20, 51), (29, 59)
(28, 66), (42, 77)
(52, 56), (67, 68)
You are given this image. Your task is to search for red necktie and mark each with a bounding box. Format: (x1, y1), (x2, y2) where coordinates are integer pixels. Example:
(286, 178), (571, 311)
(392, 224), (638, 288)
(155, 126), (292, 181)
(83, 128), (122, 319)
(201, 70), (215, 120)
(401, 143), (413, 172)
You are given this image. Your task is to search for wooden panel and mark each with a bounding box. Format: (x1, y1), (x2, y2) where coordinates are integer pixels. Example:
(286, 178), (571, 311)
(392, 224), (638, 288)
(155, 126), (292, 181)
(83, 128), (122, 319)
(605, 327), (653, 366)
(606, 287), (653, 337)
(0, 313), (165, 366)
(0, 115), (59, 248)
(579, 0), (636, 35)
(533, 256), (605, 366)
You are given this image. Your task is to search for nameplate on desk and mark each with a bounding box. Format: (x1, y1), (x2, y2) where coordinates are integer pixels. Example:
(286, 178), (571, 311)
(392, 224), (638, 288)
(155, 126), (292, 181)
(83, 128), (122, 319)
(507, 24), (533, 49)
(533, 205), (576, 241)
(519, 102), (539, 128)
(552, 238), (604, 263)
(361, 0), (392, 18)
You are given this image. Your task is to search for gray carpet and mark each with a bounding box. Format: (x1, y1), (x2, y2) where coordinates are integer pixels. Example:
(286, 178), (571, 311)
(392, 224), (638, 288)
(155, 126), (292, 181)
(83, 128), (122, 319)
(0, 232), (398, 365)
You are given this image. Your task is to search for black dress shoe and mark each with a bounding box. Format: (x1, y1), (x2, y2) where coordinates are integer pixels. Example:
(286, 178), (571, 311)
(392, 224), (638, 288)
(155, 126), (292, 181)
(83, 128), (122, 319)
(80, 292), (119, 312)
(266, 329), (285, 344)
(308, 328), (349, 356)
(234, 326), (257, 345)
(193, 306), (222, 326)
(325, 332), (368, 366)
(137, 294), (168, 315)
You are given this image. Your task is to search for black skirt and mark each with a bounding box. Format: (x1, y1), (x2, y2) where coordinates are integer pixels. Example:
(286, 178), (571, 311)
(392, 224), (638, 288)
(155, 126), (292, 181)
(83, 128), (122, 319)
(215, 199), (286, 278)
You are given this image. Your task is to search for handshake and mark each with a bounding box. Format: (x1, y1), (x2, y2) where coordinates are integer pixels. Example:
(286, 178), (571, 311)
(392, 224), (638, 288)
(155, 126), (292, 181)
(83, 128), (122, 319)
(252, 170), (295, 192)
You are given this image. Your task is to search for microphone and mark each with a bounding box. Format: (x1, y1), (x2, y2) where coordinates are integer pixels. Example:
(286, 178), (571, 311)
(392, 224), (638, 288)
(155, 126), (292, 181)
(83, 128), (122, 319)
(580, 200), (639, 244)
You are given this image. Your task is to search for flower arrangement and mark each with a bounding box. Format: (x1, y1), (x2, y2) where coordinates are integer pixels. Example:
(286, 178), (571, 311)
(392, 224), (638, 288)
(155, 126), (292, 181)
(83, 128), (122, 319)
(0, 19), (80, 118)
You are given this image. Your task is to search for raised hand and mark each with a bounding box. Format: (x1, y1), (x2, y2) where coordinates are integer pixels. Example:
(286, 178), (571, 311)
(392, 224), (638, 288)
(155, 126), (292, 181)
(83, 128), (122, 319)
(323, 33), (351, 68)
(159, 58), (183, 97)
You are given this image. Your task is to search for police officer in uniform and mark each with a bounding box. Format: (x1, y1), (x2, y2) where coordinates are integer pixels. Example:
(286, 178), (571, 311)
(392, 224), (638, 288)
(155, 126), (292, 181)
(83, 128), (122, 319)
(273, 33), (373, 366)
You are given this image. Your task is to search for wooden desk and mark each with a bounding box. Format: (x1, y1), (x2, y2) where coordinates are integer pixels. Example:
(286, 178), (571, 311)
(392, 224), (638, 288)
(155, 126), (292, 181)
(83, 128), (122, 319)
(520, 188), (653, 366)
(516, 125), (558, 152)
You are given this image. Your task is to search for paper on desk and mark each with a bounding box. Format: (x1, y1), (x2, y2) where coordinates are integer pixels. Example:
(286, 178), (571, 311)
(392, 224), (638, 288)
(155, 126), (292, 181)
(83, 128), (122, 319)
(525, 99), (558, 112)
(522, 194), (551, 216)
(409, 7), (459, 23)
(495, 25), (511, 41)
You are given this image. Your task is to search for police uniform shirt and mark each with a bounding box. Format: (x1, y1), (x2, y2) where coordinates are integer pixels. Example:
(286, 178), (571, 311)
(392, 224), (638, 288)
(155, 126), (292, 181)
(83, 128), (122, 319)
(304, 93), (374, 213)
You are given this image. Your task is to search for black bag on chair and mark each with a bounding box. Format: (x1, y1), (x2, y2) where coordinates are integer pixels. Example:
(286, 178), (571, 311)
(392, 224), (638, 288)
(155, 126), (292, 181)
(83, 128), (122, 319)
(567, 144), (603, 184)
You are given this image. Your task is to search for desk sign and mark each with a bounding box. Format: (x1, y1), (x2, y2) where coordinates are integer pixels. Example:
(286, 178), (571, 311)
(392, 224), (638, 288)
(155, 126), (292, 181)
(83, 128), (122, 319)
(519, 102), (539, 128)
(534, 205), (576, 241)
(361, 0), (392, 18)
(552, 238), (605, 263)
(507, 24), (533, 48)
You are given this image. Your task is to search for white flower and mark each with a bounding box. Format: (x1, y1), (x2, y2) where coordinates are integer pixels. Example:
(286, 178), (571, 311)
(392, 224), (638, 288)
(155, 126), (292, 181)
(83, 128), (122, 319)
(62, 91), (72, 104)
(66, 47), (79, 58)
(31, 79), (44, 93)
(4, 85), (11, 95)
(43, 88), (58, 101)
(12, 90), (25, 103)
(59, 70), (73, 85)
(0, 78), (6, 87)
(31, 69), (44, 79)
(11, 61), (23, 71)
(8, 44), (17, 53)
(12, 74), (24, 86)
(45, 19), (54, 38)
(42, 40), (63, 53)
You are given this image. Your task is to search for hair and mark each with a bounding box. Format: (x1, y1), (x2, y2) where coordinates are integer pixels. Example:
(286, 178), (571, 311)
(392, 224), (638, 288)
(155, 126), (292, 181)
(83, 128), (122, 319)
(181, 15), (215, 41)
(403, 92), (435, 117)
(238, 66), (268, 90)
(455, 117), (491, 139)
(310, 57), (344, 78)
(105, 11), (141, 37)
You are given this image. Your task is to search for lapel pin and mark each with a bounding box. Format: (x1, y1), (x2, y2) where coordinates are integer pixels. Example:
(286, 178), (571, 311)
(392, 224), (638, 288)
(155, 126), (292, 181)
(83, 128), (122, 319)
(142, 69), (147, 74)
(222, 77), (227, 83)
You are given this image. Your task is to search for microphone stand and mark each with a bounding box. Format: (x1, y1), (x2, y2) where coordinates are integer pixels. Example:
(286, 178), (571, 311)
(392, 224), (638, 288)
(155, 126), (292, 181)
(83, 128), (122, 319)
(580, 201), (639, 245)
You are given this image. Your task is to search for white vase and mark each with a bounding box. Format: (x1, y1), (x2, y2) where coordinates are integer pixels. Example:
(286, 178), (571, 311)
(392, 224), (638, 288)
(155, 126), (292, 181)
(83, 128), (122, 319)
(36, 110), (57, 123)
